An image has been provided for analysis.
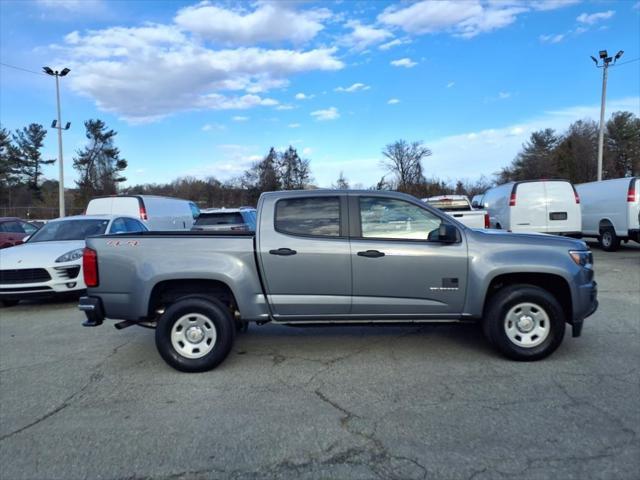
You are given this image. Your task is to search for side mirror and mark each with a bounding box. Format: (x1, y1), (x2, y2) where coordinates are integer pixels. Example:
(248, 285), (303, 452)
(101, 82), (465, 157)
(437, 223), (458, 243)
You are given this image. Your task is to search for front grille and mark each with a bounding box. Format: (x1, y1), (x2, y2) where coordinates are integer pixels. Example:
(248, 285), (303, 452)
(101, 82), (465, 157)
(0, 269), (51, 284)
(54, 266), (81, 280)
(0, 286), (53, 293)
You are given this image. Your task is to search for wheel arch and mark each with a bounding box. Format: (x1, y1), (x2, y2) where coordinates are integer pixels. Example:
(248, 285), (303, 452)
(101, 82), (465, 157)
(148, 279), (239, 318)
(483, 272), (572, 323)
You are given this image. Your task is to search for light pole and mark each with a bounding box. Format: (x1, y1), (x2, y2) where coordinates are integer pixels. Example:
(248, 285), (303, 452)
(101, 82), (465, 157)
(590, 50), (623, 181)
(43, 66), (71, 217)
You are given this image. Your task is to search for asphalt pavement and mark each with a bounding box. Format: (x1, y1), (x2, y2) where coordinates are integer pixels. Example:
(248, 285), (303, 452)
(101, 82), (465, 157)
(1, 243), (638, 480)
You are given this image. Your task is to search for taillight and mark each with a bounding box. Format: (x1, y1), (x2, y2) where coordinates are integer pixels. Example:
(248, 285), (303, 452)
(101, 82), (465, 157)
(509, 192), (516, 207)
(628, 186), (637, 202)
(484, 213), (490, 229)
(83, 248), (99, 287)
(139, 204), (148, 220)
(572, 185), (580, 204)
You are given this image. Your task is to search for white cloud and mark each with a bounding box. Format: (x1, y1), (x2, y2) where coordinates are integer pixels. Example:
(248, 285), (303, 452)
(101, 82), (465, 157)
(447, 81), (455, 88)
(276, 104), (295, 110)
(378, 38), (411, 50)
(387, 98), (400, 104)
(174, 2), (332, 45)
(202, 123), (225, 132)
(335, 82), (370, 93)
(302, 147), (313, 155)
(529, 0), (580, 11)
(576, 10), (615, 25)
(539, 33), (565, 43)
(390, 57), (417, 68)
(232, 115), (249, 122)
(378, 0), (576, 39)
(311, 106), (340, 121)
(288, 123), (301, 128)
(498, 91), (512, 99)
(341, 20), (393, 50)
(295, 92), (315, 100)
(55, 23), (343, 122)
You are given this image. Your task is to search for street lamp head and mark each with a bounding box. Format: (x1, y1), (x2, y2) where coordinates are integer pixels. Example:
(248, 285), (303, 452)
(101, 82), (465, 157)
(43, 66), (54, 75)
(51, 120), (57, 128)
(59, 68), (70, 76)
(598, 50), (608, 59)
(590, 56), (598, 65)
(614, 50), (624, 60)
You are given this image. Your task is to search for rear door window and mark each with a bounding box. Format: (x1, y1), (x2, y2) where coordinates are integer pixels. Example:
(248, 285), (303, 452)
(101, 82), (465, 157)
(275, 197), (341, 237)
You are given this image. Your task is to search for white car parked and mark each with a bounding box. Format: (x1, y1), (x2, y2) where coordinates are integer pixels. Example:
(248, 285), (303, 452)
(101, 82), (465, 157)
(576, 176), (639, 251)
(482, 179), (581, 235)
(0, 215), (147, 306)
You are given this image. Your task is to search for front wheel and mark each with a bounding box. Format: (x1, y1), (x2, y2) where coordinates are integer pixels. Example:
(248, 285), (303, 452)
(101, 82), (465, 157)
(483, 285), (565, 361)
(155, 297), (235, 372)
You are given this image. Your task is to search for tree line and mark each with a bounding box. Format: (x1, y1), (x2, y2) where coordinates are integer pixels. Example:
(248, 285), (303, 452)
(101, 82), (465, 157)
(1, 111), (638, 218)
(1, 119), (127, 216)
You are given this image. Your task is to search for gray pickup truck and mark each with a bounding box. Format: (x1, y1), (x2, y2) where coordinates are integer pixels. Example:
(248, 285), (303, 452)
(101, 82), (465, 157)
(80, 190), (598, 372)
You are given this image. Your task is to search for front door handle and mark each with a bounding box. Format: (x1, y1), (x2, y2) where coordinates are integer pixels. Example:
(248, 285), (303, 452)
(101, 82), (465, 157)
(357, 250), (385, 258)
(269, 248), (297, 256)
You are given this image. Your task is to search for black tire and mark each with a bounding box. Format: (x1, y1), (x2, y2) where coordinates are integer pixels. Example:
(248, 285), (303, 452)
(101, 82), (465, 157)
(483, 284), (565, 361)
(599, 227), (620, 252)
(1, 299), (19, 307)
(155, 296), (235, 372)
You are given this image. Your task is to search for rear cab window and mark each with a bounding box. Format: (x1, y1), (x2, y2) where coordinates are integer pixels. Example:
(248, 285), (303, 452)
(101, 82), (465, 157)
(196, 212), (245, 226)
(275, 197), (341, 237)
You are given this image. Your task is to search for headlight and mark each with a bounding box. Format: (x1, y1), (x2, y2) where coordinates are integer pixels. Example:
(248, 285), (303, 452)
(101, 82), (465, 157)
(569, 250), (593, 268)
(55, 248), (84, 263)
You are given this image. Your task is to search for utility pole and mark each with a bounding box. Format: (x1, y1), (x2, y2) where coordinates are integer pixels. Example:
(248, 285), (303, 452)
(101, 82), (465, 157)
(590, 50), (623, 181)
(43, 66), (71, 217)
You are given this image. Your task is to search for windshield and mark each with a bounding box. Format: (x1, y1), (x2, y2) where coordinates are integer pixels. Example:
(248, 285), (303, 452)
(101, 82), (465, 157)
(28, 219), (109, 242)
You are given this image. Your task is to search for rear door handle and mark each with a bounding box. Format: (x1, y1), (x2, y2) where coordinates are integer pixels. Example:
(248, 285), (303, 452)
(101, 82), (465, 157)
(269, 248), (297, 256)
(357, 250), (385, 258)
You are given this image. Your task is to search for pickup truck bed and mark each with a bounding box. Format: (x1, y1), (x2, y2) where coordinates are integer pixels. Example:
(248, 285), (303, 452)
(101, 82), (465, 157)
(80, 190), (597, 372)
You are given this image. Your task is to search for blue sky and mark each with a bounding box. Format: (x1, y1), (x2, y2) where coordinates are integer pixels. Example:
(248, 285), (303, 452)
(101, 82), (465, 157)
(1, 0), (639, 190)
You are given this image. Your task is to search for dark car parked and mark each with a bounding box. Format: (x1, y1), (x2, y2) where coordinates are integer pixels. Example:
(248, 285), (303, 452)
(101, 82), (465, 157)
(0, 217), (39, 249)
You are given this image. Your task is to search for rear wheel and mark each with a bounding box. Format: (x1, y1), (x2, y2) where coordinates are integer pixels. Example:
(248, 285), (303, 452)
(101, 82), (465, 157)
(599, 227), (620, 252)
(155, 296), (235, 372)
(483, 285), (565, 361)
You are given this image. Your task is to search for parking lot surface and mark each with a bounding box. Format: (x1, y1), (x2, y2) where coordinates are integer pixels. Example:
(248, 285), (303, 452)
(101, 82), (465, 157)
(1, 243), (639, 480)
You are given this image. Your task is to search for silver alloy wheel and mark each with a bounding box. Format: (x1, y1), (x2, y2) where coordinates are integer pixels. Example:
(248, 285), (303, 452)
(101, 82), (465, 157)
(171, 313), (217, 359)
(504, 302), (550, 348)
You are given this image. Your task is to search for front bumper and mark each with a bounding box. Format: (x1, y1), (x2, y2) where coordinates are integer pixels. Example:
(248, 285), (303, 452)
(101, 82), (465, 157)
(0, 263), (84, 299)
(571, 280), (598, 337)
(79, 296), (105, 327)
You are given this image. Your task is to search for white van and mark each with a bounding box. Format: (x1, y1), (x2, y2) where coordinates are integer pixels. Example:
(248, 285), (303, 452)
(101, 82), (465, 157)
(576, 177), (639, 251)
(86, 195), (199, 231)
(483, 180), (581, 235)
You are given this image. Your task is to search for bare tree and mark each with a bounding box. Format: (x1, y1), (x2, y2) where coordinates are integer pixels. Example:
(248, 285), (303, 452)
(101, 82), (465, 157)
(381, 140), (431, 192)
(332, 171), (349, 189)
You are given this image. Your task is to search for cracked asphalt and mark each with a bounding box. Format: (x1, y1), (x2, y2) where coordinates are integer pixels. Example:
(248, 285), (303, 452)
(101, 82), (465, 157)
(1, 243), (639, 480)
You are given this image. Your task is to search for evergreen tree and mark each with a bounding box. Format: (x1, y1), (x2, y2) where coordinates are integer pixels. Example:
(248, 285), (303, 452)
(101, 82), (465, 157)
(0, 126), (20, 187)
(12, 123), (54, 193)
(73, 119), (127, 203)
(279, 146), (310, 190)
(605, 111), (640, 178)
